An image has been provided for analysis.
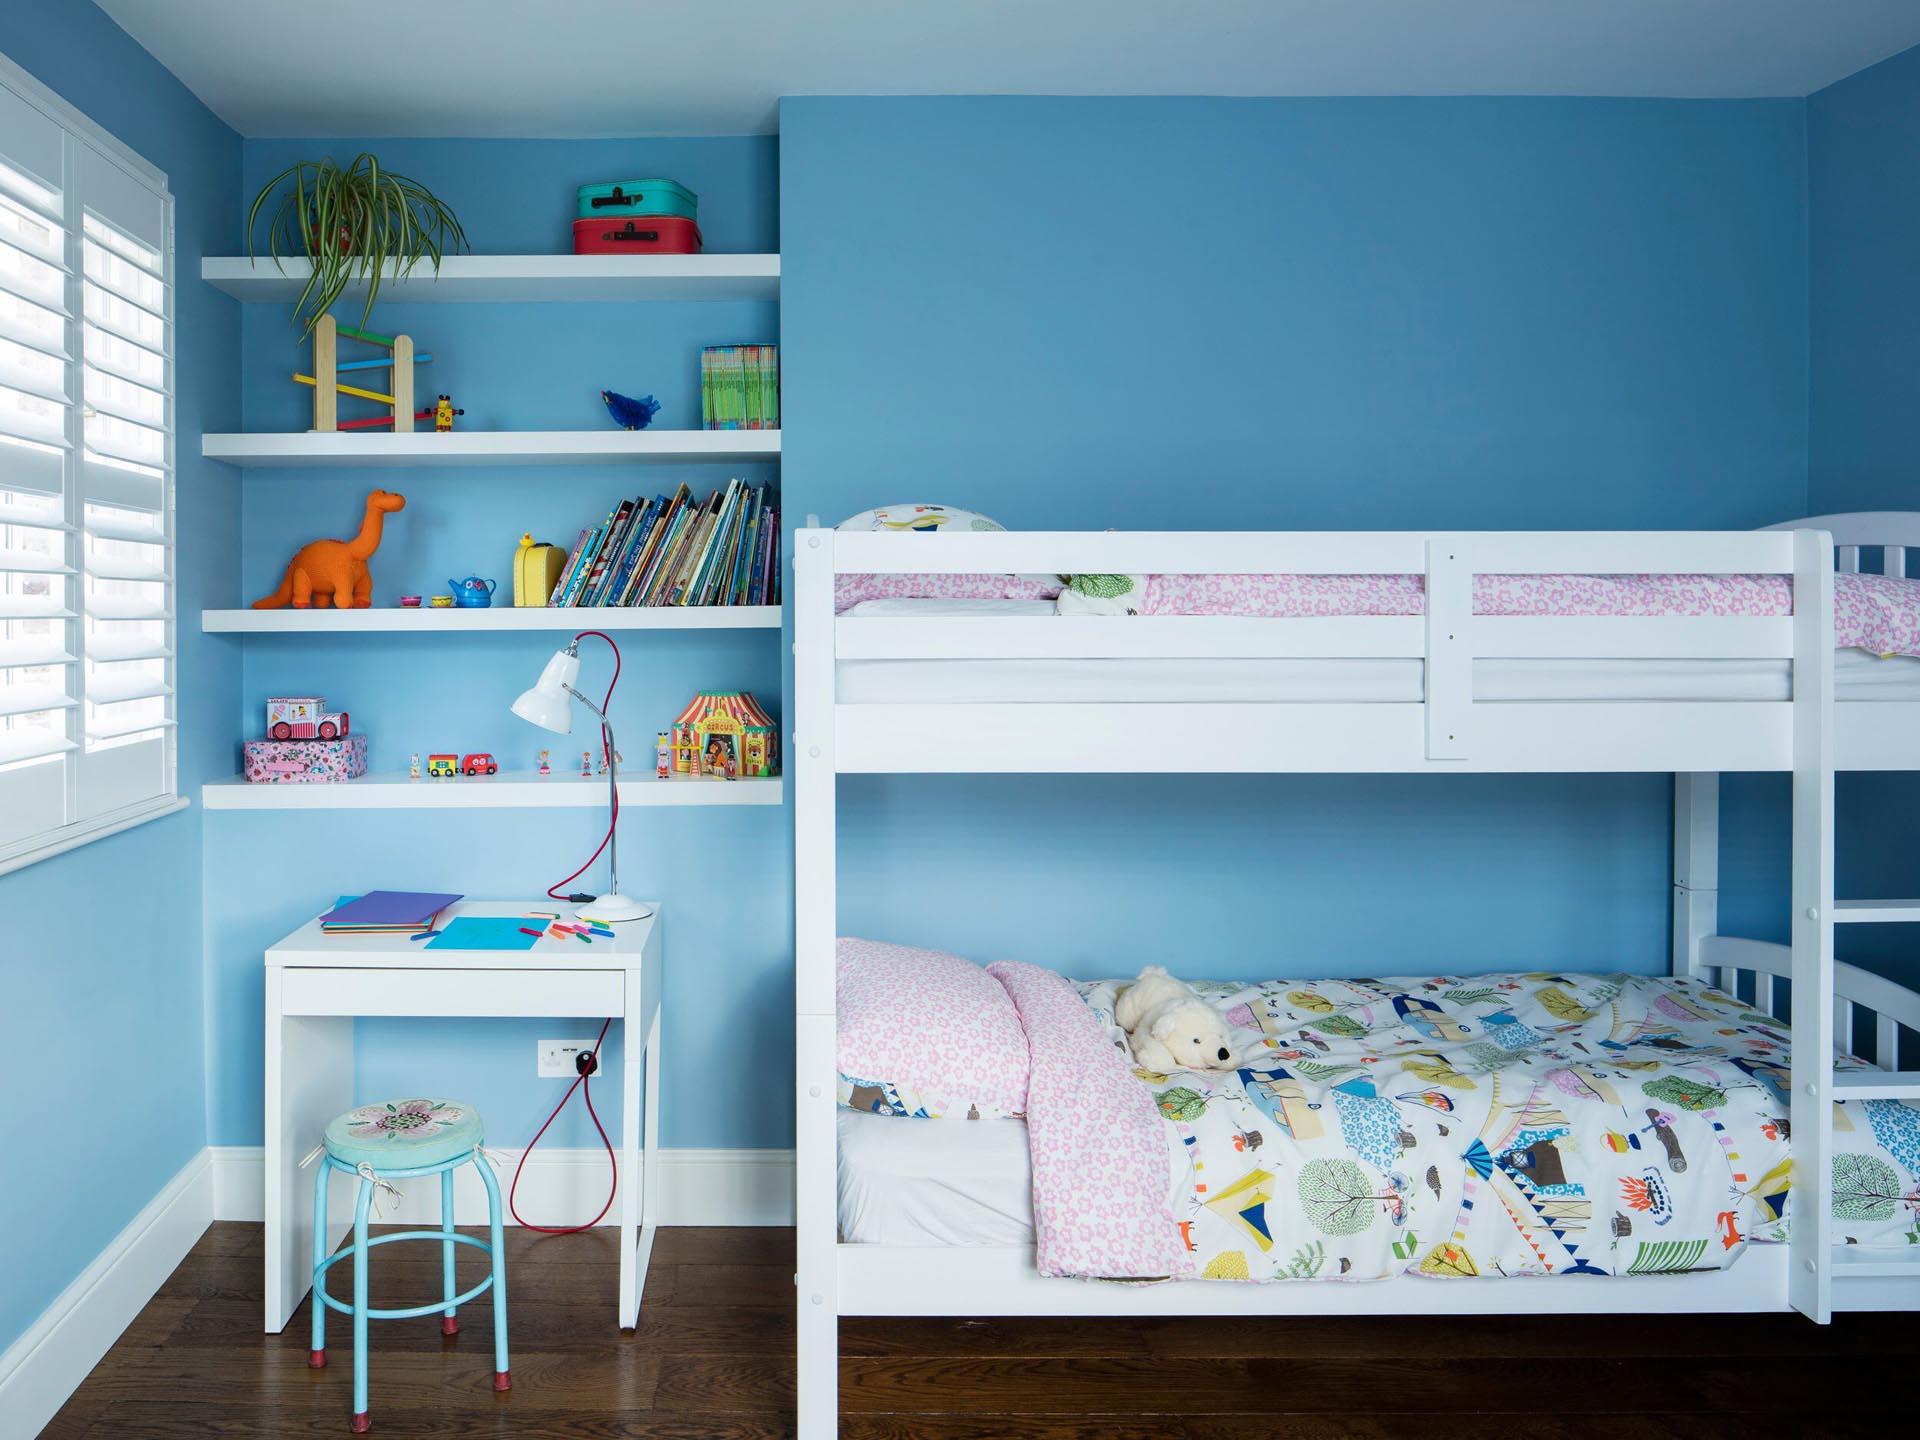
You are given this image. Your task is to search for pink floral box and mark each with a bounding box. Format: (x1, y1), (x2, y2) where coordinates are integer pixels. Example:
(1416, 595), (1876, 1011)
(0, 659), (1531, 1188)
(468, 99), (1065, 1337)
(243, 732), (369, 783)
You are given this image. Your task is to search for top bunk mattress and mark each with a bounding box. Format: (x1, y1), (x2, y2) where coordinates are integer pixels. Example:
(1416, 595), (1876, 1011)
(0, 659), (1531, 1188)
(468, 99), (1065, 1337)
(834, 569), (1920, 662)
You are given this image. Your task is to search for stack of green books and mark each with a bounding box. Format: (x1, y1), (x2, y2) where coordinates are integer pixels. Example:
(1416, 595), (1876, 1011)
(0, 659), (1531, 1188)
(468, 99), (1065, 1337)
(701, 345), (779, 430)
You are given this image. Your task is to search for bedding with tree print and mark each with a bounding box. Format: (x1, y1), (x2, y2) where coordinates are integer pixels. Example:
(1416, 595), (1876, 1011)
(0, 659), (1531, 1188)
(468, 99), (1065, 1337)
(1048, 970), (1919, 1282)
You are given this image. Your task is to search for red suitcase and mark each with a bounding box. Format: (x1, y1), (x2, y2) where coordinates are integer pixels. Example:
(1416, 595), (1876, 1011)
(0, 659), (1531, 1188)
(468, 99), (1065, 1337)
(572, 215), (703, 255)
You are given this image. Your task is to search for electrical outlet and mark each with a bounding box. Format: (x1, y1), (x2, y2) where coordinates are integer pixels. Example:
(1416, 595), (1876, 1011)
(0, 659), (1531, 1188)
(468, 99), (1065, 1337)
(537, 1039), (602, 1079)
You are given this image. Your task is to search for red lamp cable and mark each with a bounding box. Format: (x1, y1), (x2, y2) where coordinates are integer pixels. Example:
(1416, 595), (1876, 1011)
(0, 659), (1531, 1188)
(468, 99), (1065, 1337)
(509, 1017), (617, 1234)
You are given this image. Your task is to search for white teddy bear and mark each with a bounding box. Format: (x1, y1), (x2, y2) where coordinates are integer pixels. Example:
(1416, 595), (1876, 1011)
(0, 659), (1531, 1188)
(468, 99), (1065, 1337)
(1115, 965), (1245, 1073)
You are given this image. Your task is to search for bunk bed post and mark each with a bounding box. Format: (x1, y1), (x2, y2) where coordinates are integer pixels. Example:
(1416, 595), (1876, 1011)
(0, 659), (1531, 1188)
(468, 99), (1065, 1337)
(792, 523), (840, 1438)
(1424, 539), (1471, 761)
(1788, 528), (1836, 1323)
(1671, 773), (1719, 982)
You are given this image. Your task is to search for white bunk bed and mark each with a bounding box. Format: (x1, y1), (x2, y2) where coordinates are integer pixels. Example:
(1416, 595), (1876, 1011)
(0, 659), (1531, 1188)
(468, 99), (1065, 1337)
(792, 515), (1920, 1439)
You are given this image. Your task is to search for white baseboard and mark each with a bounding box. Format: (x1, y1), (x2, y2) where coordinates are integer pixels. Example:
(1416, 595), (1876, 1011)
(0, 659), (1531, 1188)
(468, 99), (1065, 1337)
(0, 1150), (212, 1440)
(209, 1145), (795, 1228)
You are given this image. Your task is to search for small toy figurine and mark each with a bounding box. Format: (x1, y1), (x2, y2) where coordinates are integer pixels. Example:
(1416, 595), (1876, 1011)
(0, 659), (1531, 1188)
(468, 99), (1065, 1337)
(252, 489), (405, 610)
(432, 395), (464, 432)
(538, 748), (551, 776)
(410, 752), (420, 779)
(600, 389), (661, 431)
(656, 731), (671, 780)
(580, 750), (593, 778)
(704, 734), (738, 780)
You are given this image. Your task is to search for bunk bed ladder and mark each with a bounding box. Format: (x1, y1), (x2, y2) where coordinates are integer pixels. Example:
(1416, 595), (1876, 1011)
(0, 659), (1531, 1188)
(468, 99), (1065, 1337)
(1676, 532), (1857, 1319)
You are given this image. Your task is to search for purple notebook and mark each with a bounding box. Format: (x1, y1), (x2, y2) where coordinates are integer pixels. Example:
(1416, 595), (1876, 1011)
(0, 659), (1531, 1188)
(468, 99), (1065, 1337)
(319, 890), (463, 927)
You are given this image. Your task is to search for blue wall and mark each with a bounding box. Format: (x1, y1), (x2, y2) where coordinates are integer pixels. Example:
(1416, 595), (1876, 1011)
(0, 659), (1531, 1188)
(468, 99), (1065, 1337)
(10, 60), (1906, 1368)
(781, 96), (1811, 987)
(0, 3), (240, 1358)
(1810, 44), (1920, 516)
(201, 136), (790, 1150)
(1808, 44), (1920, 990)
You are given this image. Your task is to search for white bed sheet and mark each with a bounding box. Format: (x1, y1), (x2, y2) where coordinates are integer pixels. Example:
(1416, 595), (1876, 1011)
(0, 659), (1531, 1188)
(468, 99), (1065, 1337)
(837, 1108), (1034, 1247)
(837, 599), (1920, 703)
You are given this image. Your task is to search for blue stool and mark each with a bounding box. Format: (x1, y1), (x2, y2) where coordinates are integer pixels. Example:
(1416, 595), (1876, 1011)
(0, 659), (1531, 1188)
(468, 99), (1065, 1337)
(309, 1098), (508, 1433)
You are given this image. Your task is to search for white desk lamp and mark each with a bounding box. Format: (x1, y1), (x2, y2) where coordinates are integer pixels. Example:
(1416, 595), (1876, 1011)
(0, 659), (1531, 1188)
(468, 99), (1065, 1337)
(510, 634), (652, 923)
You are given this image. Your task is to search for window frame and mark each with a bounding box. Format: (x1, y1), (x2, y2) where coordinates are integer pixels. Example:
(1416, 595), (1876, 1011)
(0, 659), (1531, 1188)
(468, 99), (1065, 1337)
(0, 47), (184, 878)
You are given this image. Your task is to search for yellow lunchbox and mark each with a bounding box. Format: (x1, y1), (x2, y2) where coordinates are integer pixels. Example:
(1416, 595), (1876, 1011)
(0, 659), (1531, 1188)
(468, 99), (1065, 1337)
(514, 534), (568, 606)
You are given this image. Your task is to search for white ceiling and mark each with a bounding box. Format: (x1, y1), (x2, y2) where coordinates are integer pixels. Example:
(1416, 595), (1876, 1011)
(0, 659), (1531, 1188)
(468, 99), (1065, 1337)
(97, 0), (1920, 138)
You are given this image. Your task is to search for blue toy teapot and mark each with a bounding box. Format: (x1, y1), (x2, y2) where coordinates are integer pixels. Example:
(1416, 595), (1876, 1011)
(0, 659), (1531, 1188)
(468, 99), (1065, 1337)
(451, 576), (496, 608)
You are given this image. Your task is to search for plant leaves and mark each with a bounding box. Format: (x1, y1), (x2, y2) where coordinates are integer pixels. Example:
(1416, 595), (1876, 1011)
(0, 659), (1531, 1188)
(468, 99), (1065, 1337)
(245, 153), (469, 335)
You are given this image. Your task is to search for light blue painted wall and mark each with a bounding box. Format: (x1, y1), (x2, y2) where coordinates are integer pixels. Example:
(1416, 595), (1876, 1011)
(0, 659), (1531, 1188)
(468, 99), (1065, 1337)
(781, 96), (1811, 995)
(0, 2), (241, 1357)
(201, 136), (790, 1150)
(1807, 43), (1920, 991)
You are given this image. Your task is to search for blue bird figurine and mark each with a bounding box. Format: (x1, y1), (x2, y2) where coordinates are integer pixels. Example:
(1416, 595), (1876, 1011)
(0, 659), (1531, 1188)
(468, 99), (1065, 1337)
(600, 389), (661, 430)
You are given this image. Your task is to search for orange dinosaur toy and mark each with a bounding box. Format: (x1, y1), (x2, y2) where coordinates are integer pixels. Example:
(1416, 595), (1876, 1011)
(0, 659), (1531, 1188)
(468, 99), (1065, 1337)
(252, 488), (406, 609)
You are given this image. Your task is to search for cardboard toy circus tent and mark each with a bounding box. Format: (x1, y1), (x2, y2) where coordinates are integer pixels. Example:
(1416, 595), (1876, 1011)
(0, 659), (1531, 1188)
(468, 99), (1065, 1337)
(670, 691), (777, 778)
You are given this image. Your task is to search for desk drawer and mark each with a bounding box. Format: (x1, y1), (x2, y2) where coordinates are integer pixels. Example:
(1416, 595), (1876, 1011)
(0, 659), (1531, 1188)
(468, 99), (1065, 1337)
(279, 967), (624, 1018)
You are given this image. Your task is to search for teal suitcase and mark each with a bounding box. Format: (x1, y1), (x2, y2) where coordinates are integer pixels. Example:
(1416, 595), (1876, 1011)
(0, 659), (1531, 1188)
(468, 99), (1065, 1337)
(576, 179), (698, 221)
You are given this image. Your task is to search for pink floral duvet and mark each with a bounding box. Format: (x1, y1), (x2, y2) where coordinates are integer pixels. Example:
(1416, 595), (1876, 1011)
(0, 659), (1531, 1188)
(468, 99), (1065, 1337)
(835, 570), (1920, 660)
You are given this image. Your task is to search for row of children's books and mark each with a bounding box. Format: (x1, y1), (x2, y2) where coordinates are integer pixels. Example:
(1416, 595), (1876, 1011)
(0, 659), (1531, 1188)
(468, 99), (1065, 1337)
(701, 344), (779, 430)
(549, 481), (780, 607)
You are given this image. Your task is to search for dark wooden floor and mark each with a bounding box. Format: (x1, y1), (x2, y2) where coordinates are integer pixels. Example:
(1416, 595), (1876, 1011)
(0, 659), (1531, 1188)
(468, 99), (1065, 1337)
(36, 1222), (1912, 1438)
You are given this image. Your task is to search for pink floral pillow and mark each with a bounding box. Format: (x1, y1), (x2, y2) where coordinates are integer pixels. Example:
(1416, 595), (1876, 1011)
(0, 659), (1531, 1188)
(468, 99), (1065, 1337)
(836, 937), (1030, 1118)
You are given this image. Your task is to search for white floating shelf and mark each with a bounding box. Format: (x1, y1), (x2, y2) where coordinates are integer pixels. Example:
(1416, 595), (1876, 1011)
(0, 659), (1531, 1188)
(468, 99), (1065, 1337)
(202, 605), (779, 633)
(202, 430), (780, 468)
(201, 253), (779, 304)
(203, 771), (782, 811)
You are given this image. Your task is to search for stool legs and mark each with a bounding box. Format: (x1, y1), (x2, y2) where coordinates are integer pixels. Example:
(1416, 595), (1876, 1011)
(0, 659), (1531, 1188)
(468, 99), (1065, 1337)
(313, 1150), (505, 1429)
(350, 1175), (374, 1432)
(310, 1160), (330, 1368)
(474, 1152), (511, 1391)
(439, 1168), (459, 1336)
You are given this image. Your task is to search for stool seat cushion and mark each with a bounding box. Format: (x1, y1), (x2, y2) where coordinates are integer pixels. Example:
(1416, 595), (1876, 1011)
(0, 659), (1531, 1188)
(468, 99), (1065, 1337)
(324, 1098), (482, 1171)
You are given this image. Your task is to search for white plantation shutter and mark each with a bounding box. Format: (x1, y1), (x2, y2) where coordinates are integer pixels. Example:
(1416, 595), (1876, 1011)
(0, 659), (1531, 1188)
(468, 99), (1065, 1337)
(0, 51), (176, 867)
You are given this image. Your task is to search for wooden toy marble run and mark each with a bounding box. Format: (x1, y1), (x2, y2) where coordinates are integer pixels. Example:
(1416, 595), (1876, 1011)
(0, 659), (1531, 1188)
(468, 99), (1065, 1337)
(293, 314), (437, 432)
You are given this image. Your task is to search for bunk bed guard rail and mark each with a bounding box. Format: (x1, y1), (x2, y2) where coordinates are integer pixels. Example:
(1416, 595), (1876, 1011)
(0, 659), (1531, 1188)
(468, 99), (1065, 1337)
(808, 528), (1827, 775)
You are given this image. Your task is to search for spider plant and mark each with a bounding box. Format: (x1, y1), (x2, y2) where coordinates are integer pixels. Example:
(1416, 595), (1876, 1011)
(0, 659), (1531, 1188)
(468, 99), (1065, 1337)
(247, 154), (469, 335)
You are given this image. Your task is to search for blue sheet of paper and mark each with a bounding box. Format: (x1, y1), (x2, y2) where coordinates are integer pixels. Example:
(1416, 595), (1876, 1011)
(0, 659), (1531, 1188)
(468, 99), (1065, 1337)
(424, 917), (541, 951)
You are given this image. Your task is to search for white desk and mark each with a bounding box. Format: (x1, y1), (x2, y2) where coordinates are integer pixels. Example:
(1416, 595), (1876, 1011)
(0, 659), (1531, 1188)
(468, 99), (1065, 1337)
(263, 899), (662, 1332)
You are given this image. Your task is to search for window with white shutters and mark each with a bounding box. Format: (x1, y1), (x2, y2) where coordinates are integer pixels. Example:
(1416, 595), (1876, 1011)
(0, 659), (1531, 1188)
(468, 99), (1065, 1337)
(0, 52), (177, 871)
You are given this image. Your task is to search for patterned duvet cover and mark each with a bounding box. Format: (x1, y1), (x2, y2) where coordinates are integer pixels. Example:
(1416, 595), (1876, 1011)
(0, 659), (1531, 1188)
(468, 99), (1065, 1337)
(1048, 971), (1920, 1282)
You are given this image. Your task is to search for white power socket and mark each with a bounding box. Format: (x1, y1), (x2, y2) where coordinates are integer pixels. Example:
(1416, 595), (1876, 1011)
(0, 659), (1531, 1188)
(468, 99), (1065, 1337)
(537, 1039), (603, 1079)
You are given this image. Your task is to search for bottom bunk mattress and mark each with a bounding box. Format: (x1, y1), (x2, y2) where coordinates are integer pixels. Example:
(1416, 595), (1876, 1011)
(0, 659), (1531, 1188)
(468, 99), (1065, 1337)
(838, 963), (1920, 1283)
(837, 1108), (1036, 1246)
